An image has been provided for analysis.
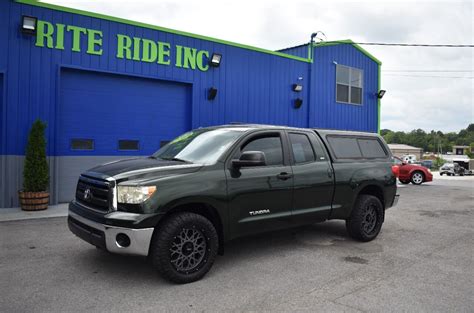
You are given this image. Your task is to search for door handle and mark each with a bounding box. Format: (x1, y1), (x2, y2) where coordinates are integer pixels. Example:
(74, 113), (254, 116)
(277, 172), (293, 180)
(327, 168), (333, 178)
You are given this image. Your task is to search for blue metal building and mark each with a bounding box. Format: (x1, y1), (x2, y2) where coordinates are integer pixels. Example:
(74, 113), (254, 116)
(0, 0), (382, 207)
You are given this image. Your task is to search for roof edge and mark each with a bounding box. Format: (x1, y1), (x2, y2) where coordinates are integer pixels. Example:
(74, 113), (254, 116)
(15, 0), (312, 63)
(313, 40), (382, 65)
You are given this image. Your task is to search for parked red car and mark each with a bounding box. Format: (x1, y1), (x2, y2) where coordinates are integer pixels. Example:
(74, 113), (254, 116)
(392, 157), (433, 185)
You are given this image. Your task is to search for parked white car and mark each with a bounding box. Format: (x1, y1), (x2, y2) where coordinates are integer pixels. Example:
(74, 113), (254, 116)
(402, 154), (417, 164)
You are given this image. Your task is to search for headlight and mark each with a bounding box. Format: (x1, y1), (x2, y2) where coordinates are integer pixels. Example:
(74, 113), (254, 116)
(117, 186), (156, 204)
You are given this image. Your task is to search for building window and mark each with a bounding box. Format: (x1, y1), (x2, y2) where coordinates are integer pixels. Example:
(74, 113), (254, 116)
(118, 140), (139, 151)
(336, 65), (363, 105)
(71, 139), (94, 151)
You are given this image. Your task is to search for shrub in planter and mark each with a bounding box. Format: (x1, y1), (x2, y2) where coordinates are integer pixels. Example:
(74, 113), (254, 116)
(18, 119), (50, 211)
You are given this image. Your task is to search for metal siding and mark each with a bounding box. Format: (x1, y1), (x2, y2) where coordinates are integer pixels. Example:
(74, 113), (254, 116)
(2, 1), (311, 157)
(311, 45), (378, 132)
(279, 45), (309, 59)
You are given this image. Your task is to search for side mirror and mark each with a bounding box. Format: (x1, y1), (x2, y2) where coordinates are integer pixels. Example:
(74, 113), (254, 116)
(232, 151), (266, 168)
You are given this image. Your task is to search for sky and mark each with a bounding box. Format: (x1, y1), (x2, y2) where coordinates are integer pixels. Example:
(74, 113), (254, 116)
(44, 0), (473, 133)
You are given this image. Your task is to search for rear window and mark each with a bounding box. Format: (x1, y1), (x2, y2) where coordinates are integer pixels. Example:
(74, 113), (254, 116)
(327, 137), (362, 158)
(357, 138), (387, 158)
(327, 136), (387, 159)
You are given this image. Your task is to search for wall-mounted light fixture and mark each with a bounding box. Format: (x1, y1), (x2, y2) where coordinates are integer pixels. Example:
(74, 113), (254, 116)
(292, 84), (303, 92)
(209, 53), (222, 67)
(208, 87), (218, 100)
(21, 16), (38, 35)
(377, 90), (386, 99)
(294, 98), (303, 109)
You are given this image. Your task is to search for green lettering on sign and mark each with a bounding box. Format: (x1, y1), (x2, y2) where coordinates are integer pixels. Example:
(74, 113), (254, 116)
(132, 37), (141, 61)
(183, 47), (197, 69)
(157, 42), (170, 65)
(196, 50), (209, 71)
(33, 20), (211, 72)
(55, 24), (65, 50)
(175, 45), (183, 68)
(142, 39), (157, 63)
(117, 34), (132, 59)
(87, 29), (103, 55)
(35, 20), (54, 48)
(66, 25), (87, 52)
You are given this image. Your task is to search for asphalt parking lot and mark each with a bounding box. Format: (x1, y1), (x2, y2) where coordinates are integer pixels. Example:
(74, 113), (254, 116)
(1, 176), (473, 312)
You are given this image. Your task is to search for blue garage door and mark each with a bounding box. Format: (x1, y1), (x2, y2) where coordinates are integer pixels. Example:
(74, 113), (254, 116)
(59, 68), (191, 156)
(57, 68), (191, 202)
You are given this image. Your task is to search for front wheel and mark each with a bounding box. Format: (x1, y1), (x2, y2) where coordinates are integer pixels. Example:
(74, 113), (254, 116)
(346, 195), (384, 242)
(411, 171), (424, 185)
(150, 212), (218, 284)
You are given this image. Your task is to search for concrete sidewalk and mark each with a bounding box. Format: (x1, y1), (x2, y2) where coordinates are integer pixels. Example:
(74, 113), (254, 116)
(0, 203), (68, 222)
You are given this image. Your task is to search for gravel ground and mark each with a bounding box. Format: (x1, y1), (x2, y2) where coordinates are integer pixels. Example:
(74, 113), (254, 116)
(1, 177), (473, 312)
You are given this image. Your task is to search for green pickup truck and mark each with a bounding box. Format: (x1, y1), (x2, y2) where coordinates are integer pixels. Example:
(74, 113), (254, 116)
(68, 124), (399, 283)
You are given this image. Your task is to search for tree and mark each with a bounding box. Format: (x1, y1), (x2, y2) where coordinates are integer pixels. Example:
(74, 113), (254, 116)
(381, 124), (473, 154)
(23, 120), (49, 192)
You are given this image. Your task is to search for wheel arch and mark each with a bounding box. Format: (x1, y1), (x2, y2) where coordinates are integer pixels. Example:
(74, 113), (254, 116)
(357, 184), (385, 209)
(154, 202), (225, 255)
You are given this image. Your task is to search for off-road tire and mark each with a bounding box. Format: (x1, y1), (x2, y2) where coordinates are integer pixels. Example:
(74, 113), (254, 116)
(150, 212), (218, 284)
(346, 195), (384, 242)
(411, 171), (424, 185)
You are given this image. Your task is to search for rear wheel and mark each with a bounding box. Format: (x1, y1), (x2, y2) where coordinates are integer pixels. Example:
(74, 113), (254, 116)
(150, 212), (218, 284)
(346, 195), (384, 242)
(399, 179), (410, 184)
(411, 171), (424, 185)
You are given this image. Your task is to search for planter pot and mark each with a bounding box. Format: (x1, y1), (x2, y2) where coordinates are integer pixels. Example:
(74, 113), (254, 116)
(18, 191), (49, 211)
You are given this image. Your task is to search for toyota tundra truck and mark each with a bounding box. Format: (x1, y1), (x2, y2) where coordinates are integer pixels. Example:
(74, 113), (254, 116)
(68, 124), (399, 283)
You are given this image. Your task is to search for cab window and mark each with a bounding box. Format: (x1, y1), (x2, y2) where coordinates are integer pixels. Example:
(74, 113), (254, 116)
(289, 133), (315, 164)
(240, 135), (283, 166)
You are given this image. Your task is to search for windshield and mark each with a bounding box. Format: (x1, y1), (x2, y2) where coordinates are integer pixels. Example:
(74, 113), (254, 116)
(152, 128), (245, 164)
(392, 157), (403, 165)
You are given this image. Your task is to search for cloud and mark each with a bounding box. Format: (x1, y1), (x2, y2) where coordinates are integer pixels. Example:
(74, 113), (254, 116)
(43, 0), (473, 132)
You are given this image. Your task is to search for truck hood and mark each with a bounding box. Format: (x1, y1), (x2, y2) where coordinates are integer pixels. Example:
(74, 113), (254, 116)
(84, 157), (203, 181)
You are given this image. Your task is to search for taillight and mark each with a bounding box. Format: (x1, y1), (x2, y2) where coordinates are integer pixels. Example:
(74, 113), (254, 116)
(392, 165), (400, 178)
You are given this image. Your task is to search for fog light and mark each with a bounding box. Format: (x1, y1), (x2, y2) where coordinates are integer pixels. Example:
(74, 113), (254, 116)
(116, 233), (130, 248)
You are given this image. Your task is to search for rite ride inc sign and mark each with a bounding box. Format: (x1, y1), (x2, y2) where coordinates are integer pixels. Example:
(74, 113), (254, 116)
(34, 20), (211, 72)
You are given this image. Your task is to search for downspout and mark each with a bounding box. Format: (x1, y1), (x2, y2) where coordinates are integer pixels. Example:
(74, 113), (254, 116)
(307, 33), (317, 128)
(377, 64), (381, 134)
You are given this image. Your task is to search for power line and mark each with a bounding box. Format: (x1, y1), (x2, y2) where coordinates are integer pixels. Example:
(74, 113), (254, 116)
(383, 70), (473, 72)
(316, 41), (474, 48)
(350, 42), (474, 48)
(384, 74), (474, 79)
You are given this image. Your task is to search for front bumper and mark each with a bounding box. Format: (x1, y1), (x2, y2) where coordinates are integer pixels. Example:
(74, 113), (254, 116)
(68, 201), (162, 256)
(425, 173), (433, 182)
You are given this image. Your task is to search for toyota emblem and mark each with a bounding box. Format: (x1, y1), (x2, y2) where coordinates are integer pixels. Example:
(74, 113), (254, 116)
(83, 188), (92, 200)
